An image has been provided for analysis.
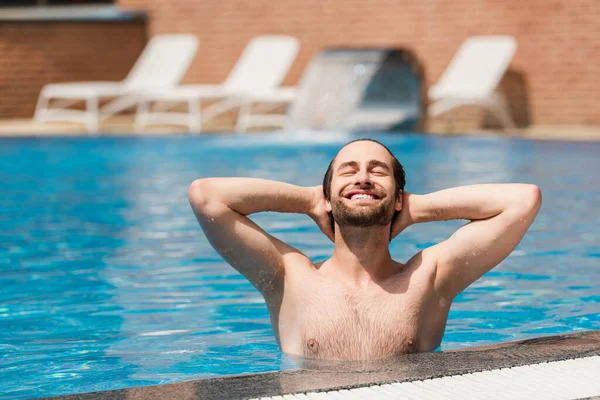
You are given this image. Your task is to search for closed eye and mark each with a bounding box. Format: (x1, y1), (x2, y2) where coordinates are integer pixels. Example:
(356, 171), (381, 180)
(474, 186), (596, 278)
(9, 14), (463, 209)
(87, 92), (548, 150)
(339, 169), (356, 176)
(371, 169), (387, 176)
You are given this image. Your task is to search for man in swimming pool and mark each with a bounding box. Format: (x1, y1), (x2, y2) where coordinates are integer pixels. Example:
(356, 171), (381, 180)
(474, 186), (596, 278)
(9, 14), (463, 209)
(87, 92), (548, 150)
(188, 139), (542, 360)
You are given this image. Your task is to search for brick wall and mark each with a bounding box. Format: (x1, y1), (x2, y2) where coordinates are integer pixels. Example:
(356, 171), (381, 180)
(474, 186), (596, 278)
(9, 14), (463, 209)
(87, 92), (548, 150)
(118, 0), (599, 128)
(0, 21), (146, 118)
(117, 0), (148, 10)
(3, 1), (597, 126)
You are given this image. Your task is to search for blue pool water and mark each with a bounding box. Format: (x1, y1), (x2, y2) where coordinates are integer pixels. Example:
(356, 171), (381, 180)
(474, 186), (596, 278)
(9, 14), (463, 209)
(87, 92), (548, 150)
(1, 132), (599, 399)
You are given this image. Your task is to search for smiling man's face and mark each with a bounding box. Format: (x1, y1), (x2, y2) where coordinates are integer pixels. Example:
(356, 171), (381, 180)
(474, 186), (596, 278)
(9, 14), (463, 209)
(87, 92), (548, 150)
(326, 141), (402, 228)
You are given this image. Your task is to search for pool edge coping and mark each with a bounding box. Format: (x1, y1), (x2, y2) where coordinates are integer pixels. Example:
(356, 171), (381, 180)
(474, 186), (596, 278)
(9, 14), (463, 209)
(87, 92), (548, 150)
(45, 330), (600, 400)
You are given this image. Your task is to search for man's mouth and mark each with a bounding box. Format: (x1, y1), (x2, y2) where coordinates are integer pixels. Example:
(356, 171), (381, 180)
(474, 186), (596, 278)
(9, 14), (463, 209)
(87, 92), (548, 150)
(344, 191), (382, 201)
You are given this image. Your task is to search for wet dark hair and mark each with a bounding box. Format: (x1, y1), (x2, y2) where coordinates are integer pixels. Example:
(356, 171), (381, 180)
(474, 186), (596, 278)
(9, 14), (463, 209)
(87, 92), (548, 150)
(322, 138), (406, 233)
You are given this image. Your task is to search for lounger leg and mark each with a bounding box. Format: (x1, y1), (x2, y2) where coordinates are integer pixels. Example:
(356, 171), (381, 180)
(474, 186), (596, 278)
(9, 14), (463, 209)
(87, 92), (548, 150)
(85, 97), (100, 132)
(33, 94), (50, 123)
(202, 98), (243, 124)
(100, 95), (138, 119)
(189, 98), (202, 133)
(236, 102), (252, 133)
(135, 99), (150, 131)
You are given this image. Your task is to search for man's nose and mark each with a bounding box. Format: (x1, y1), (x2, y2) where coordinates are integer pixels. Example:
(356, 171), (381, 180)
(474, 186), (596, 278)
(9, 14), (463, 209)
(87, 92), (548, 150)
(354, 170), (372, 185)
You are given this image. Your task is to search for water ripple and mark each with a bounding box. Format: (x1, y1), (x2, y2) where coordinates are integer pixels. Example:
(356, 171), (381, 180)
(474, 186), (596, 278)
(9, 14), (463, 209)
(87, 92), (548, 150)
(0, 135), (599, 399)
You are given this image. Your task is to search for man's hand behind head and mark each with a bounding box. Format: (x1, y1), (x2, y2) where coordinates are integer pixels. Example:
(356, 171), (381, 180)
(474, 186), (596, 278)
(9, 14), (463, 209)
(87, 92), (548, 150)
(308, 185), (335, 242)
(391, 191), (414, 240)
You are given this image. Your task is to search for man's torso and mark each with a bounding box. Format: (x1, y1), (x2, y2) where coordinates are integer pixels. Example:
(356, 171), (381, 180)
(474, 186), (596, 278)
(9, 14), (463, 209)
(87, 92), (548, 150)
(266, 256), (451, 360)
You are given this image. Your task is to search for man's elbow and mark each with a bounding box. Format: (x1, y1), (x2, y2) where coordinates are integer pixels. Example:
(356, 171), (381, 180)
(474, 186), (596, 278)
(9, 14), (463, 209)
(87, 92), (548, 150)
(188, 178), (219, 212)
(519, 184), (542, 215)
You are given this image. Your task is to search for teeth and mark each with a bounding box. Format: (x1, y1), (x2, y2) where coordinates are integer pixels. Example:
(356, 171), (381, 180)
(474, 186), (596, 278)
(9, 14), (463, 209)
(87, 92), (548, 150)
(351, 193), (375, 200)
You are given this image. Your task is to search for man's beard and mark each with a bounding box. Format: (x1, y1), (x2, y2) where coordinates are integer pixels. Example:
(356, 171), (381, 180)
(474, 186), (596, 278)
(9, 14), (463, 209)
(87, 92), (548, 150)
(331, 195), (396, 228)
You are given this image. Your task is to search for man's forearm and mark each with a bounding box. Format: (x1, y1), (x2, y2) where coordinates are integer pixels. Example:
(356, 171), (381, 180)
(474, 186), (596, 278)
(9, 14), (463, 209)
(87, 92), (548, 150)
(407, 184), (541, 224)
(189, 178), (315, 216)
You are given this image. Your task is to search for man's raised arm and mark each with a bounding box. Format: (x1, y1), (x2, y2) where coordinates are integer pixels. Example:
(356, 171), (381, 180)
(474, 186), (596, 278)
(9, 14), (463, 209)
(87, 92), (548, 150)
(188, 178), (331, 294)
(397, 184), (542, 301)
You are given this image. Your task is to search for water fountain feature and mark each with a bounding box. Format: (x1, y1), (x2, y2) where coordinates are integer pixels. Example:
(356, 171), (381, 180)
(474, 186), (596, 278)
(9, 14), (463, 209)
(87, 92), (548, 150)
(284, 48), (425, 132)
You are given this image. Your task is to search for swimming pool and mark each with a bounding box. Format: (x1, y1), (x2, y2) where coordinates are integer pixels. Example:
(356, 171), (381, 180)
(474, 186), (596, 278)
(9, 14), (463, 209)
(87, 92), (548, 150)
(1, 132), (599, 399)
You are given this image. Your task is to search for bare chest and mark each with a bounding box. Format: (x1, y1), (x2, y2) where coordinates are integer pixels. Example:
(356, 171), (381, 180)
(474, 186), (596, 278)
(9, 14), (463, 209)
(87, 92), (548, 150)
(278, 278), (428, 360)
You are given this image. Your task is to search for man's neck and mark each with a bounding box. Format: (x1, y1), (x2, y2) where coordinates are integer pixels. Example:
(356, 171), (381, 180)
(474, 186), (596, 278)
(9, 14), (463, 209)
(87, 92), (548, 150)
(325, 225), (397, 286)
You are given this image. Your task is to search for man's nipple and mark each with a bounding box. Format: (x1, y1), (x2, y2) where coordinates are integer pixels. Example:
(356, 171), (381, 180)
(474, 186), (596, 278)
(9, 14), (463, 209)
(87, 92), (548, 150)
(406, 337), (418, 353)
(307, 338), (319, 354)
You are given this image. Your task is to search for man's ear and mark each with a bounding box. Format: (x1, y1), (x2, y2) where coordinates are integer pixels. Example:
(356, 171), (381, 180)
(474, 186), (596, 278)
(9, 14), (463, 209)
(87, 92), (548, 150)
(325, 199), (332, 212)
(395, 191), (403, 211)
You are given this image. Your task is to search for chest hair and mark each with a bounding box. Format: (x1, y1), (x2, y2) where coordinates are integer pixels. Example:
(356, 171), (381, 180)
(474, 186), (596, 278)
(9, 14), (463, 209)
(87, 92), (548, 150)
(299, 288), (422, 359)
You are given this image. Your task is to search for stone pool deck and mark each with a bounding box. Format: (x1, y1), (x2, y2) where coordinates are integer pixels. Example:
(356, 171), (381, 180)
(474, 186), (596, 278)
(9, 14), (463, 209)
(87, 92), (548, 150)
(46, 330), (600, 400)
(1, 116), (600, 141)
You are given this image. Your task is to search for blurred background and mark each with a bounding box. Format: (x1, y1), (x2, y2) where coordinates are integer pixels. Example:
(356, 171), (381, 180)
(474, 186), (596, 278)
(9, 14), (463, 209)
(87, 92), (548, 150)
(0, 0), (598, 137)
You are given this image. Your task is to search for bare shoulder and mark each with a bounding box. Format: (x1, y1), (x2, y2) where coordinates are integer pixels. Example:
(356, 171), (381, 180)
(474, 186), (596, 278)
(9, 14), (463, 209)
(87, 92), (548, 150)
(390, 250), (449, 311)
(264, 252), (316, 298)
(400, 249), (438, 285)
(282, 255), (320, 284)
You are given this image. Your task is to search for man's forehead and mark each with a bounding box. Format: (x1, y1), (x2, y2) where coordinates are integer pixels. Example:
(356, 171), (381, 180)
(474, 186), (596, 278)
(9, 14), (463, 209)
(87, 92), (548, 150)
(334, 140), (393, 166)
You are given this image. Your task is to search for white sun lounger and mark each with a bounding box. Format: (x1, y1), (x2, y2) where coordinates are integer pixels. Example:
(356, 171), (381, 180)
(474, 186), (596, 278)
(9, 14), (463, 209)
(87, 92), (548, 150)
(33, 34), (199, 132)
(134, 35), (299, 132)
(428, 35), (518, 129)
